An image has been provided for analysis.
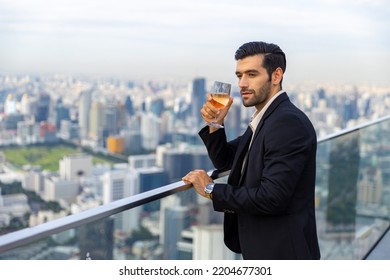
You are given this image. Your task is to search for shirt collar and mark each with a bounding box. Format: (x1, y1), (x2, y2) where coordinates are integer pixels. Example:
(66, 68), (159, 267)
(249, 90), (284, 132)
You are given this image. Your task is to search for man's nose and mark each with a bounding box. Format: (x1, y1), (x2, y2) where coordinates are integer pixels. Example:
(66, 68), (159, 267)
(238, 76), (249, 88)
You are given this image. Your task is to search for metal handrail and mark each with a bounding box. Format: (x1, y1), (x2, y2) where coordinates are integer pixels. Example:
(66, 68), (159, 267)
(317, 115), (390, 142)
(0, 179), (192, 253)
(1, 115), (390, 254)
(0, 170), (229, 253)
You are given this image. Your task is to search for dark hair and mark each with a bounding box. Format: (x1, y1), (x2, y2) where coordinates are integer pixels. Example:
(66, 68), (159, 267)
(235, 41), (286, 83)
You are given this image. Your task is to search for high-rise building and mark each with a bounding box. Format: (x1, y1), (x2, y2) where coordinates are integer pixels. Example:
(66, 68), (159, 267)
(89, 100), (104, 142)
(192, 224), (237, 260)
(104, 101), (123, 136)
(20, 93), (32, 115)
(342, 91), (359, 127)
(100, 166), (140, 232)
(35, 93), (51, 122)
(141, 112), (161, 150)
(124, 95), (135, 116)
(138, 167), (168, 212)
(59, 120), (79, 140)
(78, 89), (92, 139)
(163, 206), (190, 260)
(224, 95), (242, 141)
(101, 166), (139, 203)
(122, 130), (143, 154)
(191, 78), (206, 126)
(146, 97), (165, 117)
(4, 94), (17, 115)
(54, 97), (70, 130)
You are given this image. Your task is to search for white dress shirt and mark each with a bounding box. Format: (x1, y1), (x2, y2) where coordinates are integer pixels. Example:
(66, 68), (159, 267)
(241, 90), (285, 173)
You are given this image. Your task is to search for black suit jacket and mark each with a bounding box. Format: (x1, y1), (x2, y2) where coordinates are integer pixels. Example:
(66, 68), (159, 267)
(199, 93), (321, 260)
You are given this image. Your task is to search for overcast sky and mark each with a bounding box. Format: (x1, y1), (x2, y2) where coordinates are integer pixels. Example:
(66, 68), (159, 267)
(0, 0), (389, 85)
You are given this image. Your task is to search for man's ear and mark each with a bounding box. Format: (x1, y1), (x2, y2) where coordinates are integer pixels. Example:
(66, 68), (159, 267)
(272, 67), (283, 86)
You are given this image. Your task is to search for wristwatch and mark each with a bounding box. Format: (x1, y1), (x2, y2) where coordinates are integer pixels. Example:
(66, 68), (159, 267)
(204, 183), (215, 199)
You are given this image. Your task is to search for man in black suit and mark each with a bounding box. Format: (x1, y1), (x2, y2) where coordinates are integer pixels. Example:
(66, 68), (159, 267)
(183, 41), (321, 260)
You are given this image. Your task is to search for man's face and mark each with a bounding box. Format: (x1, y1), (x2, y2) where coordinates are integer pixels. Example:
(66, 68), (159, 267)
(235, 54), (274, 111)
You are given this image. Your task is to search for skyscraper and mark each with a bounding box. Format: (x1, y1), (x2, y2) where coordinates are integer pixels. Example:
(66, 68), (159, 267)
(224, 96), (242, 141)
(20, 93), (32, 115)
(4, 94), (17, 115)
(191, 78), (206, 126)
(100, 167), (140, 232)
(141, 112), (161, 151)
(78, 89), (92, 139)
(103, 101), (123, 136)
(163, 206), (190, 260)
(54, 97), (70, 130)
(89, 100), (104, 142)
(35, 93), (51, 122)
(124, 95), (135, 117)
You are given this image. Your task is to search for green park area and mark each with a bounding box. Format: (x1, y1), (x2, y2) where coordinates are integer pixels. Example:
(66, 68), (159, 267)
(0, 143), (123, 172)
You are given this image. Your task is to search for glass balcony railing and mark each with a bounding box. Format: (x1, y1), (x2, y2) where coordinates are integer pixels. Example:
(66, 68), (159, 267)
(315, 115), (390, 259)
(1, 116), (390, 260)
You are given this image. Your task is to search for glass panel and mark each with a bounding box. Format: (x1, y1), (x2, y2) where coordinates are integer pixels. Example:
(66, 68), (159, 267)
(0, 176), (237, 260)
(315, 118), (390, 259)
(1, 118), (390, 259)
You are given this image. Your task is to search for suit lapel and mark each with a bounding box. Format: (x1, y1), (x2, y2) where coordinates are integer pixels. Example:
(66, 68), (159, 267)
(252, 92), (288, 142)
(238, 93), (289, 185)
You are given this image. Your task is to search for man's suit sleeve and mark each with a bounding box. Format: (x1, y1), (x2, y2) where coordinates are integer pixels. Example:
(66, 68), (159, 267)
(199, 126), (238, 172)
(211, 112), (316, 216)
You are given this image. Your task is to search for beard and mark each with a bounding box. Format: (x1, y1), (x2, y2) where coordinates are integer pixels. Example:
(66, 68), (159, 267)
(241, 80), (272, 108)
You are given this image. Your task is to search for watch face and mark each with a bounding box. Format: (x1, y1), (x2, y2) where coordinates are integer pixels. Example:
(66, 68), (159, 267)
(206, 183), (214, 193)
(205, 184), (214, 199)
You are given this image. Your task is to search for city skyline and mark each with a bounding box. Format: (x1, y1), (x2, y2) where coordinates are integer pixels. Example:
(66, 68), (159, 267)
(0, 0), (389, 86)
